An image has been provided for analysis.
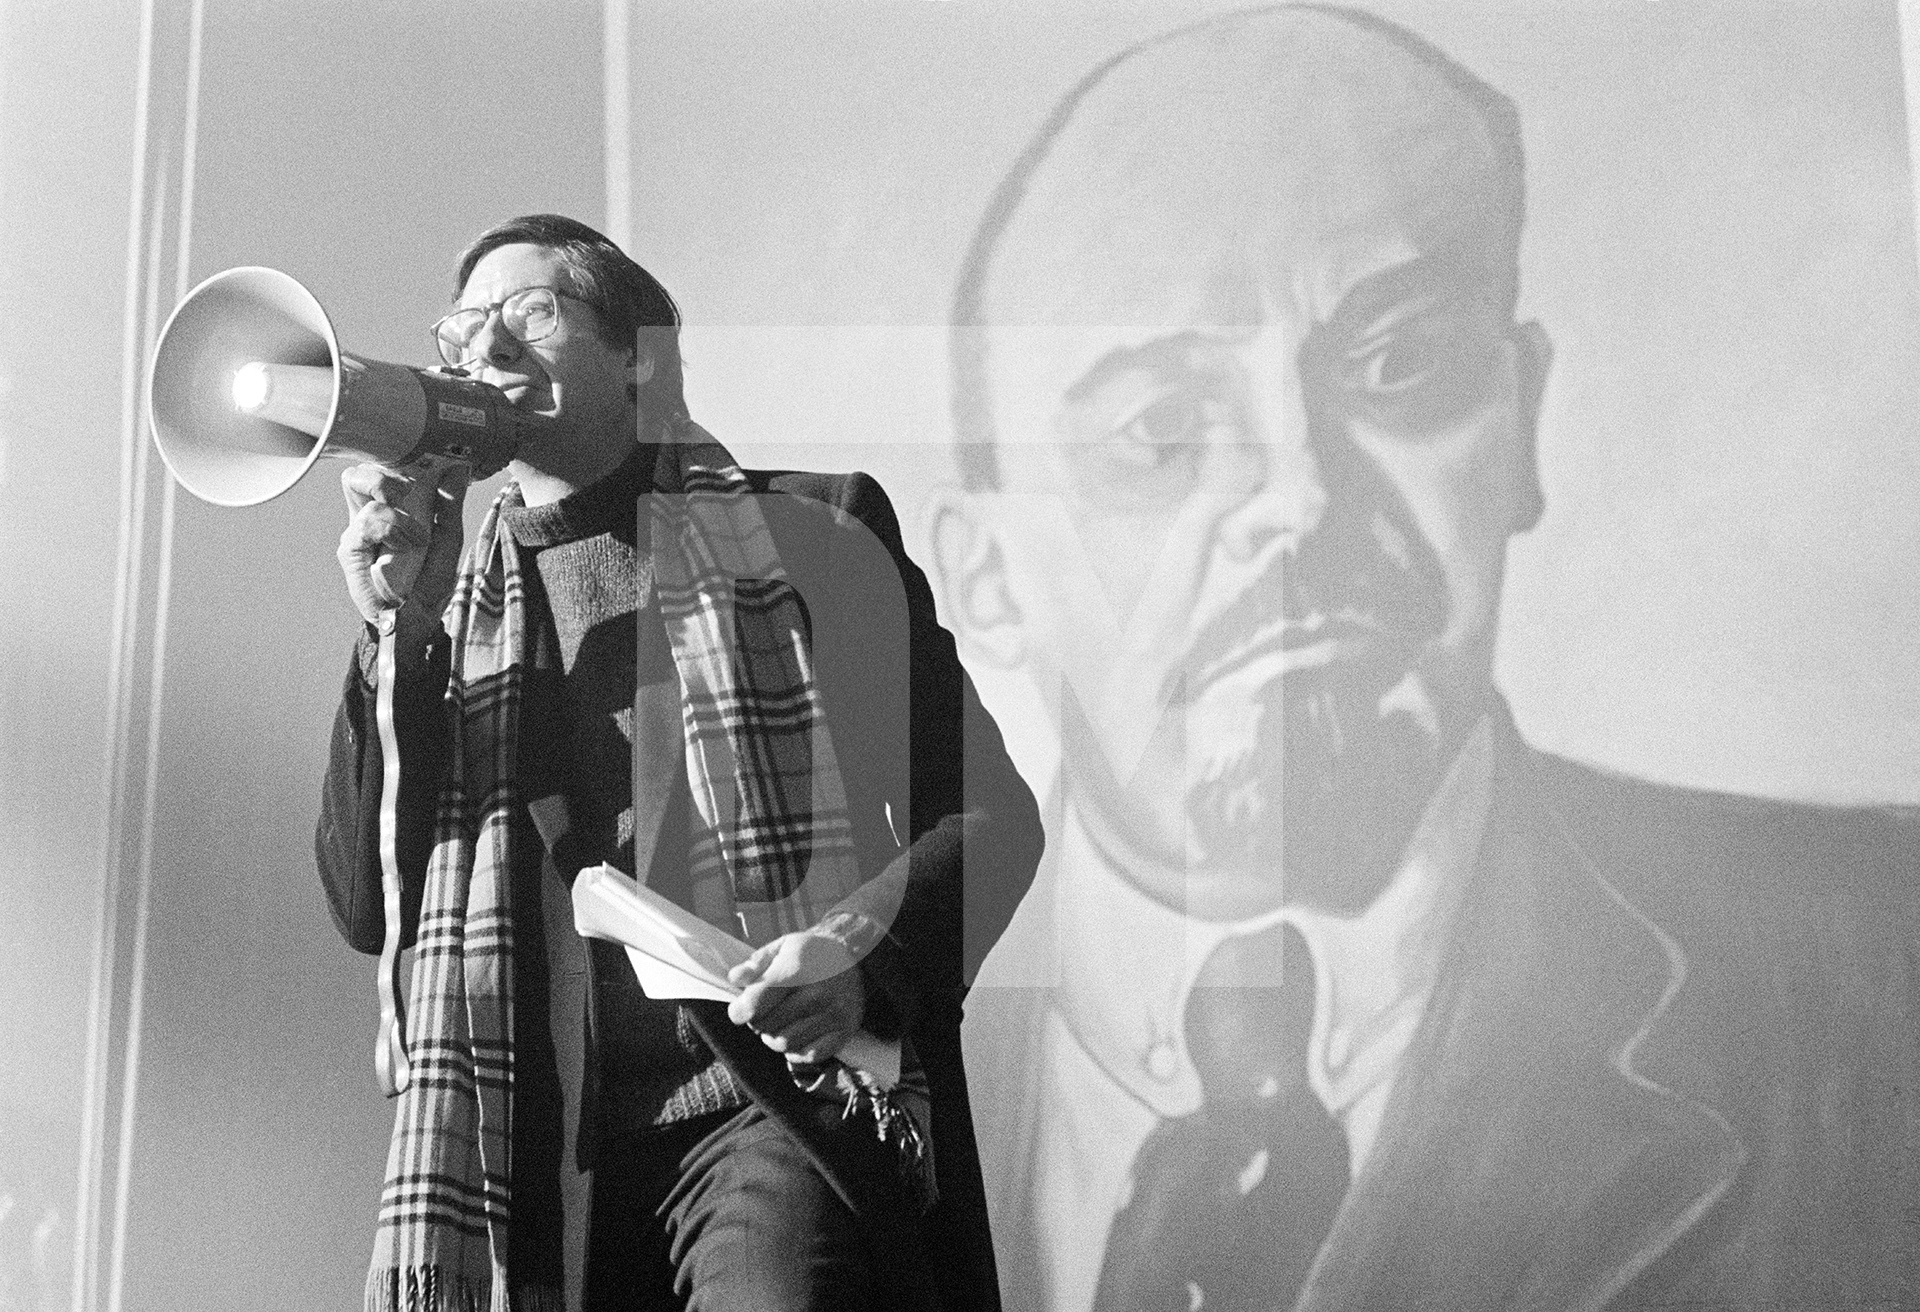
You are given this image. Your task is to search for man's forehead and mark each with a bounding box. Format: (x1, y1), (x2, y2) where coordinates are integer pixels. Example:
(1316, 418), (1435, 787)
(979, 7), (1517, 331)
(459, 242), (566, 305)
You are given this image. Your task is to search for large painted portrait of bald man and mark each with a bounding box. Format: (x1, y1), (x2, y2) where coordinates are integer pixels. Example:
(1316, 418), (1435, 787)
(935, 8), (1920, 1311)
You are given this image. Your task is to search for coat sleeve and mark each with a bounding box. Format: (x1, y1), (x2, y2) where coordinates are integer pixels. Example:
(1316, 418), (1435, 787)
(314, 623), (453, 954)
(824, 472), (1045, 1039)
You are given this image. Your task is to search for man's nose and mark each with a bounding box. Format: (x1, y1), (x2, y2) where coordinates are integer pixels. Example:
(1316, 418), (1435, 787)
(467, 309), (522, 368)
(1216, 350), (1326, 560)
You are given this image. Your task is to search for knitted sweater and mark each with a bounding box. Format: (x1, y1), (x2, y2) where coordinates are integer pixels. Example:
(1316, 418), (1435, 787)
(500, 447), (748, 1127)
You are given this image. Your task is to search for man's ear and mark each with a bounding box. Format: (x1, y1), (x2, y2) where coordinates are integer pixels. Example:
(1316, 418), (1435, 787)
(624, 349), (656, 406)
(1508, 320), (1553, 533)
(928, 486), (1025, 668)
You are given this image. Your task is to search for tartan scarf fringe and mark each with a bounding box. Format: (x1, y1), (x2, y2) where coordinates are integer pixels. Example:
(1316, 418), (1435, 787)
(366, 1266), (563, 1312)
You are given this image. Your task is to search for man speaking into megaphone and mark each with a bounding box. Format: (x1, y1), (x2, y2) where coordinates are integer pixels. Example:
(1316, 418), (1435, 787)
(312, 214), (1041, 1312)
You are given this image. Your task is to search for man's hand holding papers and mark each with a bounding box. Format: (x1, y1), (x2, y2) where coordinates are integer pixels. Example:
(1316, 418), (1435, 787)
(571, 863), (901, 1086)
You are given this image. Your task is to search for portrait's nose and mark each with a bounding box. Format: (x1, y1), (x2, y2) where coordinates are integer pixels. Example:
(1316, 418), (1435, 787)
(1217, 341), (1326, 560)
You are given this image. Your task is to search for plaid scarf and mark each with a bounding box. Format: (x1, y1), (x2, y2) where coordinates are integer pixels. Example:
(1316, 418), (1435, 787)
(366, 424), (866, 1312)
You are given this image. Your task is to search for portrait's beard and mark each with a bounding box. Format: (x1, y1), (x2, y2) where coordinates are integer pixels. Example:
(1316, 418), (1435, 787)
(1185, 648), (1476, 914)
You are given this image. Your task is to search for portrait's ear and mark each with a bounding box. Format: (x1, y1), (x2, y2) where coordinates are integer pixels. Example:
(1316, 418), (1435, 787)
(1509, 320), (1553, 532)
(928, 487), (1025, 668)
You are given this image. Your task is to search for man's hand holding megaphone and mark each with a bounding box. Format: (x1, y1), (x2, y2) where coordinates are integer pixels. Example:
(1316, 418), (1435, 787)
(338, 458), (471, 645)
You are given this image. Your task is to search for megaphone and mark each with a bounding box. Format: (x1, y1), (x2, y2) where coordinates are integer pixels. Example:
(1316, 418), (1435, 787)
(148, 266), (544, 506)
(145, 266), (559, 1099)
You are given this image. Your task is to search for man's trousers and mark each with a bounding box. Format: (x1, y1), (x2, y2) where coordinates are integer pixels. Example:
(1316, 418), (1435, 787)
(584, 1102), (944, 1312)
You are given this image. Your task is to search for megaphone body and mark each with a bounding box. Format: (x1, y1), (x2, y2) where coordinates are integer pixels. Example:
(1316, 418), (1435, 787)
(149, 266), (546, 507)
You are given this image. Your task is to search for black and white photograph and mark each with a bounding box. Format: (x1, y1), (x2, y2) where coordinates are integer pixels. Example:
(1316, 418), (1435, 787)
(2, 2), (1917, 1309)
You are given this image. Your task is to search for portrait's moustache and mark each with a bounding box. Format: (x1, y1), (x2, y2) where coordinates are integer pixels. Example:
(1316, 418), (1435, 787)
(1181, 480), (1449, 698)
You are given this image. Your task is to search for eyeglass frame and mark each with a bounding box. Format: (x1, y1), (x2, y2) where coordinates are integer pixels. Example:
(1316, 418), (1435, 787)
(429, 285), (583, 368)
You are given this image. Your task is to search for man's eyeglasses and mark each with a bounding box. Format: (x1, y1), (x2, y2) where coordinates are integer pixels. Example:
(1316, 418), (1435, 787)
(430, 286), (569, 367)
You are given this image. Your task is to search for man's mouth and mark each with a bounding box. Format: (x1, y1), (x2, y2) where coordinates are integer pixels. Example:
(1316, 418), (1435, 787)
(472, 371), (538, 408)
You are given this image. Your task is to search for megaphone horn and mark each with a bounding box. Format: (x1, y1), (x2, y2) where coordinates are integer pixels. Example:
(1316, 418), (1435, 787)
(148, 266), (545, 507)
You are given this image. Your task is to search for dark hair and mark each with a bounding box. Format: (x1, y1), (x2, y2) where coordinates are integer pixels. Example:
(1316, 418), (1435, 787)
(949, 3), (1526, 490)
(454, 213), (687, 423)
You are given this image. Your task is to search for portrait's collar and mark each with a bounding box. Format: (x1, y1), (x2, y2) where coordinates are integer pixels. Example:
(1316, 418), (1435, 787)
(1051, 717), (1494, 1120)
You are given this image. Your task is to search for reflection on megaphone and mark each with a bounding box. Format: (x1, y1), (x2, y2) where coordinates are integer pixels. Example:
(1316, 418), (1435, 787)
(148, 266), (547, 506)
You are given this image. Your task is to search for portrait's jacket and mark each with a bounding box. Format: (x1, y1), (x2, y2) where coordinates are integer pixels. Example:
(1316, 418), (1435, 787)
(966, 703), (1920, 1312)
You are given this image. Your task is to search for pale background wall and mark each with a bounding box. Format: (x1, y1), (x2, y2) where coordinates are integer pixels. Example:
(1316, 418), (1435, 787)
(0, 1), (1913, 1308)
(1, 3), (612, 1307)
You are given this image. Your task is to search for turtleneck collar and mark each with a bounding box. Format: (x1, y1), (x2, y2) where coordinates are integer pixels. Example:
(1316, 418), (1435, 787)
(501, 442), (656, 550)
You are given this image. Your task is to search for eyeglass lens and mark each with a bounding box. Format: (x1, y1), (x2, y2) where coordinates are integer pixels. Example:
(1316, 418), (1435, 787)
(434, 287), (560, 366)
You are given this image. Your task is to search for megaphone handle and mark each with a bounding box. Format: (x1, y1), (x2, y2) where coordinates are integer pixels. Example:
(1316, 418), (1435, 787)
(372, 613), (413, 1097)
(364, 455), (457, 610)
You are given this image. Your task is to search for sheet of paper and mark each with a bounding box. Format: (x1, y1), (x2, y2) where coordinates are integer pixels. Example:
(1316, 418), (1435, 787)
(624, 944), (734, 1004)
(572, 862), (751, 991)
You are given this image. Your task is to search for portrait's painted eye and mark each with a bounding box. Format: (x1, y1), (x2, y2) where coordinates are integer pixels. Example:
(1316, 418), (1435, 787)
(1362, 333), (1447, 393)
(1112, 391), (1211, 466)
(1059, 378), (1225, 511)
(1335, 302), (1499, 435)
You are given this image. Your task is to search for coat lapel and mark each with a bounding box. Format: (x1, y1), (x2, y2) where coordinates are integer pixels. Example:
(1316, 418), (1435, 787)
(1297, 729), (1745, 1312)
